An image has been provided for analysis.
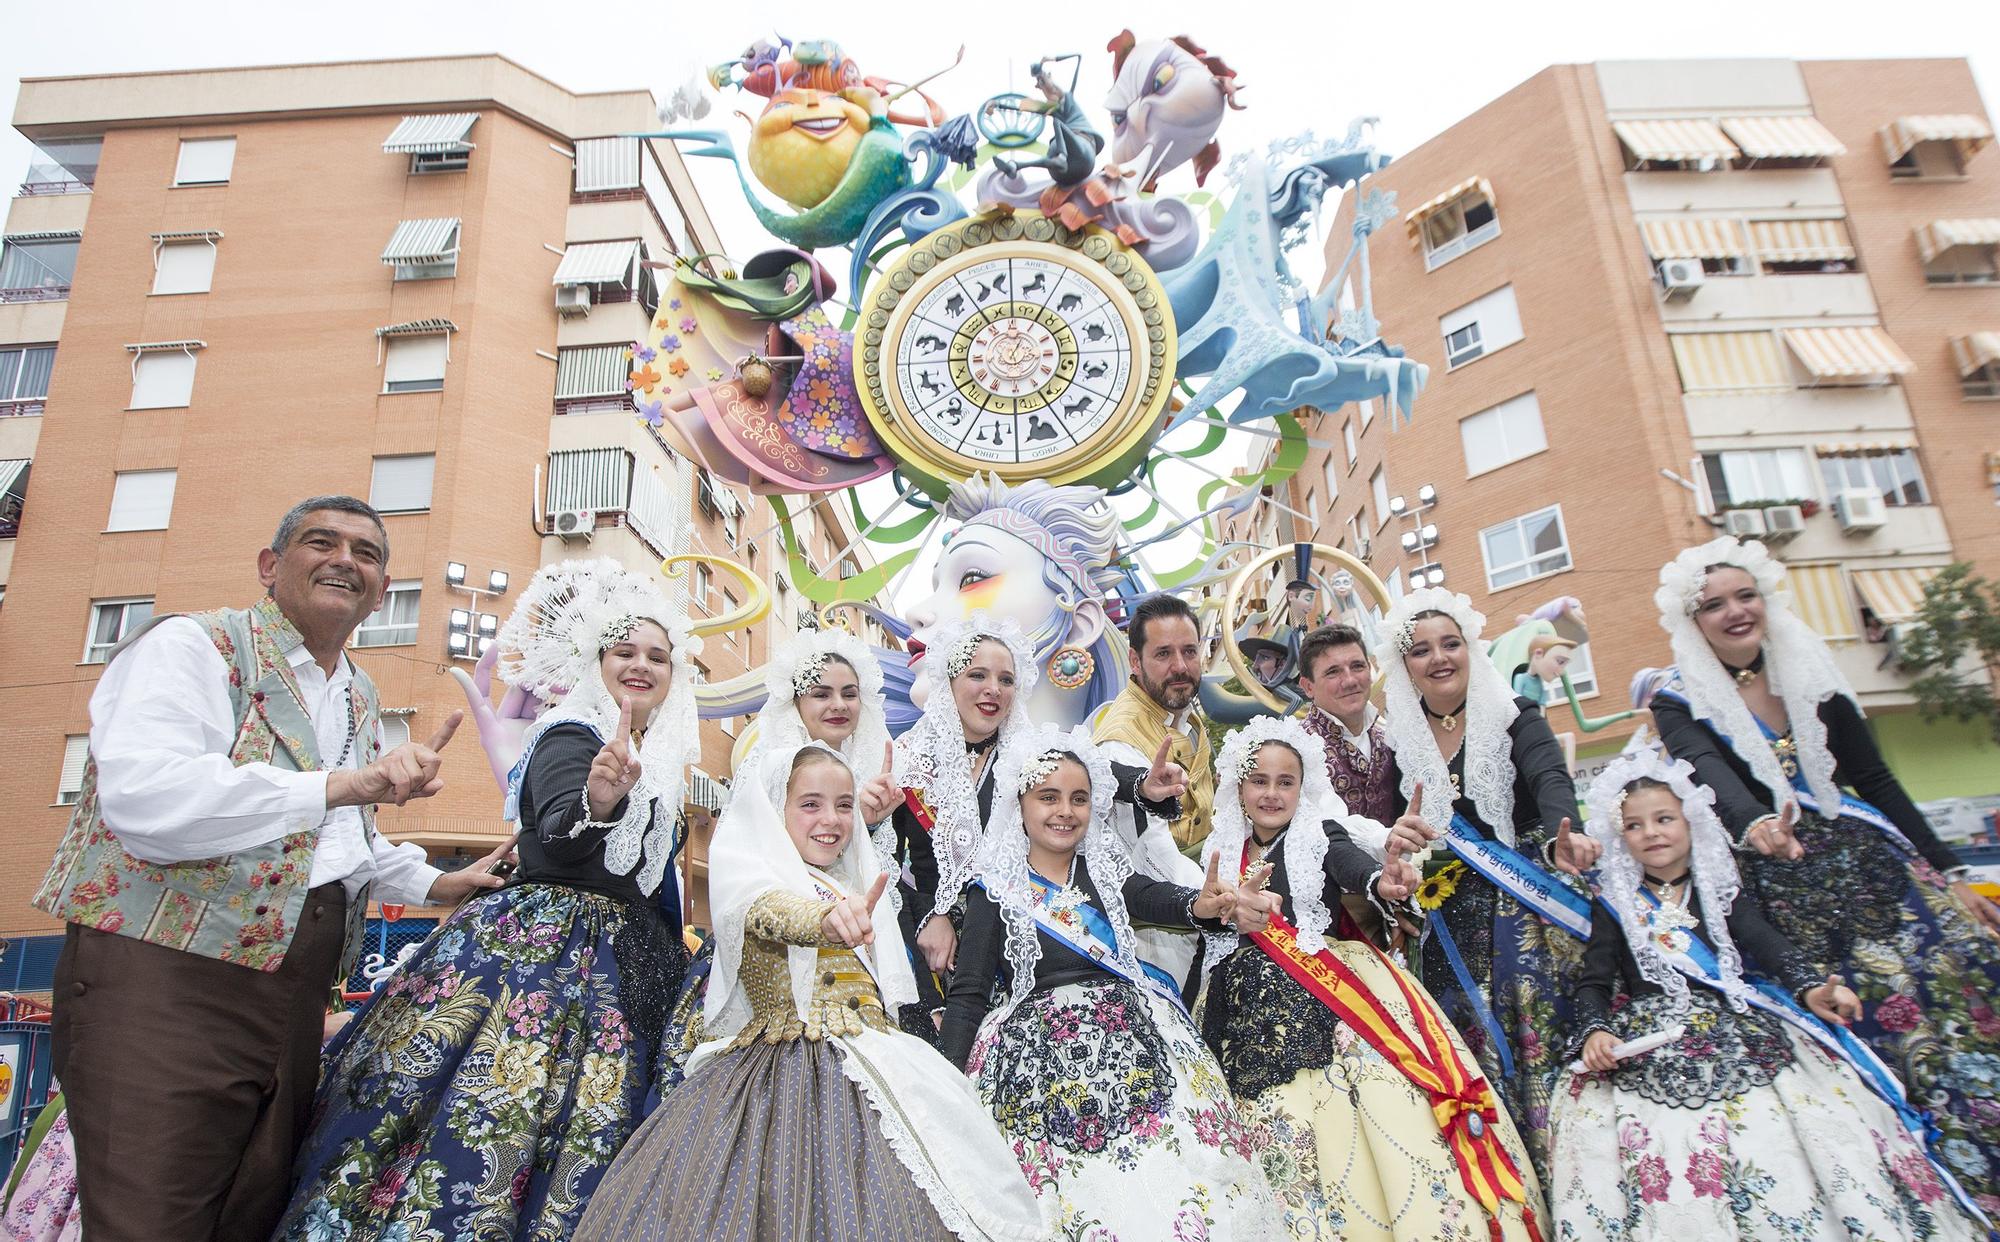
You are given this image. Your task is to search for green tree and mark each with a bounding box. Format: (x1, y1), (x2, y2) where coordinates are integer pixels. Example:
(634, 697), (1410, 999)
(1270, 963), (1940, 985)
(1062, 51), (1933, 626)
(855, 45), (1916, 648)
(1900, 563), (2000, 744)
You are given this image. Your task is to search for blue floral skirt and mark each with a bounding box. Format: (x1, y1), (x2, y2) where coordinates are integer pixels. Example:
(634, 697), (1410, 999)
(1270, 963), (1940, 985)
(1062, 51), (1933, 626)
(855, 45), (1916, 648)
(272, 882), (687, 1242)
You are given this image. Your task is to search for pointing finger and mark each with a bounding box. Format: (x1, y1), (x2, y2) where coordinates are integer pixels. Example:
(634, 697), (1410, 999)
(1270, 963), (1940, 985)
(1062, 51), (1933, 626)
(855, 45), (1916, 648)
(1151, 734), (1173, 775)
(1204, 851), (1222, 889)
(883, 740), (896, 777)
(865, 872), (889, 910)
(425, 710), (465, 752)
(617, 695), (635, 739)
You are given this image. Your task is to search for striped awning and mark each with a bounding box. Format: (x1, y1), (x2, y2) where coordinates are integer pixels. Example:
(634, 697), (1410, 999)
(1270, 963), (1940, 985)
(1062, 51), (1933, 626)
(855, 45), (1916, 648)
(1781, 327), (1914, 380)
(1814, 438), (1915, 457)
(1613, 119), (1739, 163)
(1785, 563), (1857, 642)
(375, 319), (459, 337)
(1950, 332), (2000, 376)
(1669, 332), (1791, 392)
(123, 340), (205, 353)
(574, 137), (641, 193)
(381, 218), (461, 266)
(1916, 218), (2000, 264)
(1719, 115), (1846, 160)
(1640, 217), (1748, 259)
(555, 344), (631, 398)
(1403, 176), (1494, 238)
(1851, 566), (1941, 625)
(0, 458), (28, 502)
(1881, 114), (1993, 163)
(552, 239), (639, 286)
(149, 229), (223, 244)
(1748, 218), (1856, 262)
(1, 230), (81, 244)
(382, 113), (479, 155)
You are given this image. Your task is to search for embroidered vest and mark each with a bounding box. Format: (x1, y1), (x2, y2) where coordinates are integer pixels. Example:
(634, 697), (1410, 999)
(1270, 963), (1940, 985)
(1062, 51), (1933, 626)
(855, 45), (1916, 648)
(1093, 681), (1214, 851)
(34, 597), (379, 974)
(1303, 710), (1397, 824)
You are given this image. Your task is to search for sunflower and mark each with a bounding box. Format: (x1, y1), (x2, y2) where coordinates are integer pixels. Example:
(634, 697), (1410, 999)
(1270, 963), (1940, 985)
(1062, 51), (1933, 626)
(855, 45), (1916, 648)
(1416, 860), (1468, 912)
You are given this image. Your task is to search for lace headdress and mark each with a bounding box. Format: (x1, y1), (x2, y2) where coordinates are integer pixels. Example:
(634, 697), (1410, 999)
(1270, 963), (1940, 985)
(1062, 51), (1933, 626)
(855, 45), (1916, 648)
(738, 626), (893, 791)
(1585, 751), (1754, 1014)
(1373, 587), (1521, 841)
(497, 557), (701, 896)
(892, 612), (1039, 918)
(1202, 715), (1342, 960)
(973, 723), (1141, 1014)
(1653, 537), (1857, 816)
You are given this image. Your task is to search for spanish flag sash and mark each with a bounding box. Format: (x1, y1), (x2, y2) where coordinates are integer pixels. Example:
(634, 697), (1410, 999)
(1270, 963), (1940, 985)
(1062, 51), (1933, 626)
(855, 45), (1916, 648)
(1243, 847), (1540, 1241)
(902, 787), (935, 833)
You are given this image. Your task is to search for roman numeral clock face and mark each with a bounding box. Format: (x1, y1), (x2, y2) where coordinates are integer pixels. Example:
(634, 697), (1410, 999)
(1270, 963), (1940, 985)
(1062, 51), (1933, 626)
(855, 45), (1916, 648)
(855, 215), (1175, 492)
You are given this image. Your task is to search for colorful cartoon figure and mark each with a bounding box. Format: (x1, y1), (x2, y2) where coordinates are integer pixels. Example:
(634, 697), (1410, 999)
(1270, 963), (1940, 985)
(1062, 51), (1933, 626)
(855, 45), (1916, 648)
(1104, 30), (1245, 188)
(989, 55), (1103, 188)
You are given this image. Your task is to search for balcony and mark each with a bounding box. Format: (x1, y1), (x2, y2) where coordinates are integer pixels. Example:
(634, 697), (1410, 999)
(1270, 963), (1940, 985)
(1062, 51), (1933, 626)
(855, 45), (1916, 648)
(1423, 220), (1501, 272)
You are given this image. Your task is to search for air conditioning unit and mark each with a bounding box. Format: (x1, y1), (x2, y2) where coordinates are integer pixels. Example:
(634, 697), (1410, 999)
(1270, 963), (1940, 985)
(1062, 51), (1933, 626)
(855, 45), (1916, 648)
(1723, 508), (1768, 538)
(1761, 504), (1805, 542)
(550, 507), (600, 539)
(1660, 259), (1706, 300)
(1833, 487), (1886, 533)
(555, 285), (592, 317)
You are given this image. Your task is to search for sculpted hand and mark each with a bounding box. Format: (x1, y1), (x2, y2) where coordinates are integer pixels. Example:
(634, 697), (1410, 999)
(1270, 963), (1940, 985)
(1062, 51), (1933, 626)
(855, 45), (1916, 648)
(585, 697), (641, 820)
(822, 873), (890, 948)
(1140, 735), (1189, 804)
(327, 712), (462, 808)
(859, 741), (902, 825)
(1552, 818), (1600, 876)
(1581, 1030), (1620, 1074)
(1805, 973), (1861, 1026)
(1192, 852), (1236, 922)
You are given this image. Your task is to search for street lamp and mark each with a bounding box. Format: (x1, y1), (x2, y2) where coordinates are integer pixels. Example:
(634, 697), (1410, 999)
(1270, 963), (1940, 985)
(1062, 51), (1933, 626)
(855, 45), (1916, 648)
(1389, 484), (1441, 594)
(443, 562), (512, 661)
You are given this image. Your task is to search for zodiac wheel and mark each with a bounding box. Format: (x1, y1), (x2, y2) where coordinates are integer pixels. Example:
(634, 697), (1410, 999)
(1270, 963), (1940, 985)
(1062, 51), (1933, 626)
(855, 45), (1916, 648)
(854, 212), (1175, 494)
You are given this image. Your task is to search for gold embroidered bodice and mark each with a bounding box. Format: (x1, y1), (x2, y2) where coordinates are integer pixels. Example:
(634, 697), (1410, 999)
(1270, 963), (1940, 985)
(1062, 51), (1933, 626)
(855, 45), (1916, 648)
(729, 890), (894, 1047)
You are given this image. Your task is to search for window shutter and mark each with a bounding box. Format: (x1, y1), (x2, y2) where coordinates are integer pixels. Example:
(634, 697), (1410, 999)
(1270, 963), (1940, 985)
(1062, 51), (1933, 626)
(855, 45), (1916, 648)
(174, 138), (236, 185)
(383, 335), (448, 386)
(107, 470), (178, 531)
(369, 454), (436, 512)
(130, 352), (197, 409)
(58, 735), (90, 800)
(152, 243), (217, 295)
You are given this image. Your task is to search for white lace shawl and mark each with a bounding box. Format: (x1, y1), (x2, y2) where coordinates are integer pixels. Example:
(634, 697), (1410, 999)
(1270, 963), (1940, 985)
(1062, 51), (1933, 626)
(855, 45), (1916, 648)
(891, 612), (1039, 919)
(704, 741), (917, 1038)
(1200, 715), (1341, 964)
(1585, 751), (1754, 1015)
(498, 558), (701, 897)
(1373, 587), (1522, 842)
(1654, 537), (1857, 817)
(972, 723), (1142, 1015)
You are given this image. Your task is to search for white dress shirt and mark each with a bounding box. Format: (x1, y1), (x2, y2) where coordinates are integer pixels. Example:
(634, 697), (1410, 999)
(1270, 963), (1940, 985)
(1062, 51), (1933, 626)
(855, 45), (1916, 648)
(1316, 703), (1380, 761)
(88, 616), (442, 904)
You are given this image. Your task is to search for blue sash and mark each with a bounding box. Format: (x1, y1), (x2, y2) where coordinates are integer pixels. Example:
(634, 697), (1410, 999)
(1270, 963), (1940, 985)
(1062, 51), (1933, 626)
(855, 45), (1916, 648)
(1638, 889), (1991, 1229)
(976, 874), (1187, 1013)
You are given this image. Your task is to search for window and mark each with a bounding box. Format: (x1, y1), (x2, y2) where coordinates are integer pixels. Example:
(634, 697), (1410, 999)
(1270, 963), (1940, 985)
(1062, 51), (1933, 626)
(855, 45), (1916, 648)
(1369, 467), (1390, 528)
(1552, 642), (1599, 699)
(381, 219), (461, 282)
(1439, 285), (1523, 368)
(380, 714), (412, 750)
(1459, 392), (1547, 477)
(0, 234), (79, 300)
(574, 137), (642, 195)
(383, 335), (448, 394)
(22, 138), (99, 193)
(1820, 449), (1929, 506)
(1354, 502), (1370, 549)
(1321, 449), (1340, 502)
(369, 454), (435, 513)
(151, 241), (216, 295)
(693, 564), (713, 611)
(1342, 420), (1357, 466)
(723, 590), (740, 645)
(56, 735), (89, 806)
(0, 345), (54, 413)
(1302, 488), (1317, 526)
(173, 138), (236, 186)
(1923, 245), (1997, 286)
(1749, 219), (1859, 275)
(1966, 363), (2000, 400)
(1701, 449), (1815, 507)
(106, 469), (177, 531)
(1385, 566), (1405, 600)
(355, 583), (420, 647)
(1358, 397), (1377, 430)
(129, 350), (197, 409)
(1480, 505), (1572, 590)
(84, 598), (154, 663)
(1419, 188), (1499, 270)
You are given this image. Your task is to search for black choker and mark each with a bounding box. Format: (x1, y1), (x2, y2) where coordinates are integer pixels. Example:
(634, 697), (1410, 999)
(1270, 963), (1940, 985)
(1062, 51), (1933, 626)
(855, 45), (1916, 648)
(966, 732), (1000, 755)
(1643, 870), (1691, 892)
(1422, 698), (1468, 732)
(1721, 651), (1765, 686)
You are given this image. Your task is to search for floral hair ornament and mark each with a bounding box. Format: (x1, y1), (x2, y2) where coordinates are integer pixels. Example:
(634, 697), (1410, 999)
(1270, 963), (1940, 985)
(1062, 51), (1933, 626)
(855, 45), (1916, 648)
(1015, 748), (1070, 796)
(1374, 585), (1488, 665)
(791, 650), (834, 699)
(944, 629), (989, 680)
(1653, 535), (1788, 621)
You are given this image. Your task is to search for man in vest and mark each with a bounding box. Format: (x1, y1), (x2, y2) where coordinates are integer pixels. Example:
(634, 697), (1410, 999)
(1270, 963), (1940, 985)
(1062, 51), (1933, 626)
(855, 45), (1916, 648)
(35, 496), (507, 1242)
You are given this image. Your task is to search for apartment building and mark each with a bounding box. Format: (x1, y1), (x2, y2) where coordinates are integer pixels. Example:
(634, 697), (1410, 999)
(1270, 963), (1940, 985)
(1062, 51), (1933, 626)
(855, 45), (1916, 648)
(1245, 58), (1998, 797)
(0, 55), (885, 977)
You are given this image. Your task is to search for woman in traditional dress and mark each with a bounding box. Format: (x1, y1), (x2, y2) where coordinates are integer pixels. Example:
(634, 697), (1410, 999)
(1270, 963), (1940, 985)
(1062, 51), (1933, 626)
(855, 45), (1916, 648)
(1371, 587), (1599, 1184)
(272, 559), (703, 1240)
(3, 1086), (79, 1242)
(1550, 750), (1987, 1240)
(1201, 715), (1545, 1242)
(942, 723), (1283, 1241)
(890, 613), (1186, 1040)
(1647, 536), (2000, 1210)
(576, 741), (1049, 1241)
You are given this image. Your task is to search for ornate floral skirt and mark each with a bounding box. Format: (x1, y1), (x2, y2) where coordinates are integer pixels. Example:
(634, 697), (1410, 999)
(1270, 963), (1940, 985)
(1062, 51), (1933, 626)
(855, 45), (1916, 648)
(1740, 812), (2000, 1212)
(272, 882), (687, 1242)
(1211, 943), (1543, 1241)
(2, 1095), (79, 1242)
(1548, 988), (1982, 1240)
(967, 975), (1283, 1240)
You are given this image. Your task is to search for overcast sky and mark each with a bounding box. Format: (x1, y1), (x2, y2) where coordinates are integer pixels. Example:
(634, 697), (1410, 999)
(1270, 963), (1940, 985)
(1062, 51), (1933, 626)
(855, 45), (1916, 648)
(6, 0), (1996, 603)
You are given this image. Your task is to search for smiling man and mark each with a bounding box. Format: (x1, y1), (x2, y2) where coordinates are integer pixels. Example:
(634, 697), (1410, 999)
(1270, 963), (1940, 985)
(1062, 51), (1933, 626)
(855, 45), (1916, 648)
(35, 495), (503, 1242)
(1094, 594), (1214, 855)
(1295, 624), (1395, 825)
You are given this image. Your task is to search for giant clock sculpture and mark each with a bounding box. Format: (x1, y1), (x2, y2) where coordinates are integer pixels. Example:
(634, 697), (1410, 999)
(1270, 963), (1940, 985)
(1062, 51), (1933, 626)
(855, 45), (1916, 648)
(855, 212), (1176, 495)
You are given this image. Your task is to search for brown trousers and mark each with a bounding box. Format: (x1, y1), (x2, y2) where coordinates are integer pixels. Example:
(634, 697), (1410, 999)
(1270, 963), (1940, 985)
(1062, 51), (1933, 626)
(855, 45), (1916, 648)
(50, 883), (347, 1242)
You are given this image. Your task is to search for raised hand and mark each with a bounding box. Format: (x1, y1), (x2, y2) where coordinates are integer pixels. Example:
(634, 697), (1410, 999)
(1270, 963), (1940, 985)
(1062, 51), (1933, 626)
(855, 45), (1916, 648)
(1580, 1029), (1621, 1073)
(1378, 828), (1420, 902)
(1747, 801), (1804, 861)
(1140, 734), (1189, 804)
(823, 872), (890, 948)
(328, 710), (463, 808)
(1805, 972), (1862, 1026)
(1192, 851), (1237, 922)
(1389, 781), (1441, 860)
(859, 740), (902, 825)
(1551, 817), (1600, 876)
(586, 697), (642, 820)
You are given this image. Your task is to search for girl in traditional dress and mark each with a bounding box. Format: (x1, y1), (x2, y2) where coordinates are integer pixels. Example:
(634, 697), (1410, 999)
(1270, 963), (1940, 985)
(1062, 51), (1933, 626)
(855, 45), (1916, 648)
(1201, 715), (1545, 1242)
(576, 741), (1049, 1242)
(272, 559), (702, 1240)
(1550, 751), (1988, 1240)
(942, 724), (1283, 1241)
(1648, 537), (2000, 1209)
(1372, 587), (1599, 1184)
